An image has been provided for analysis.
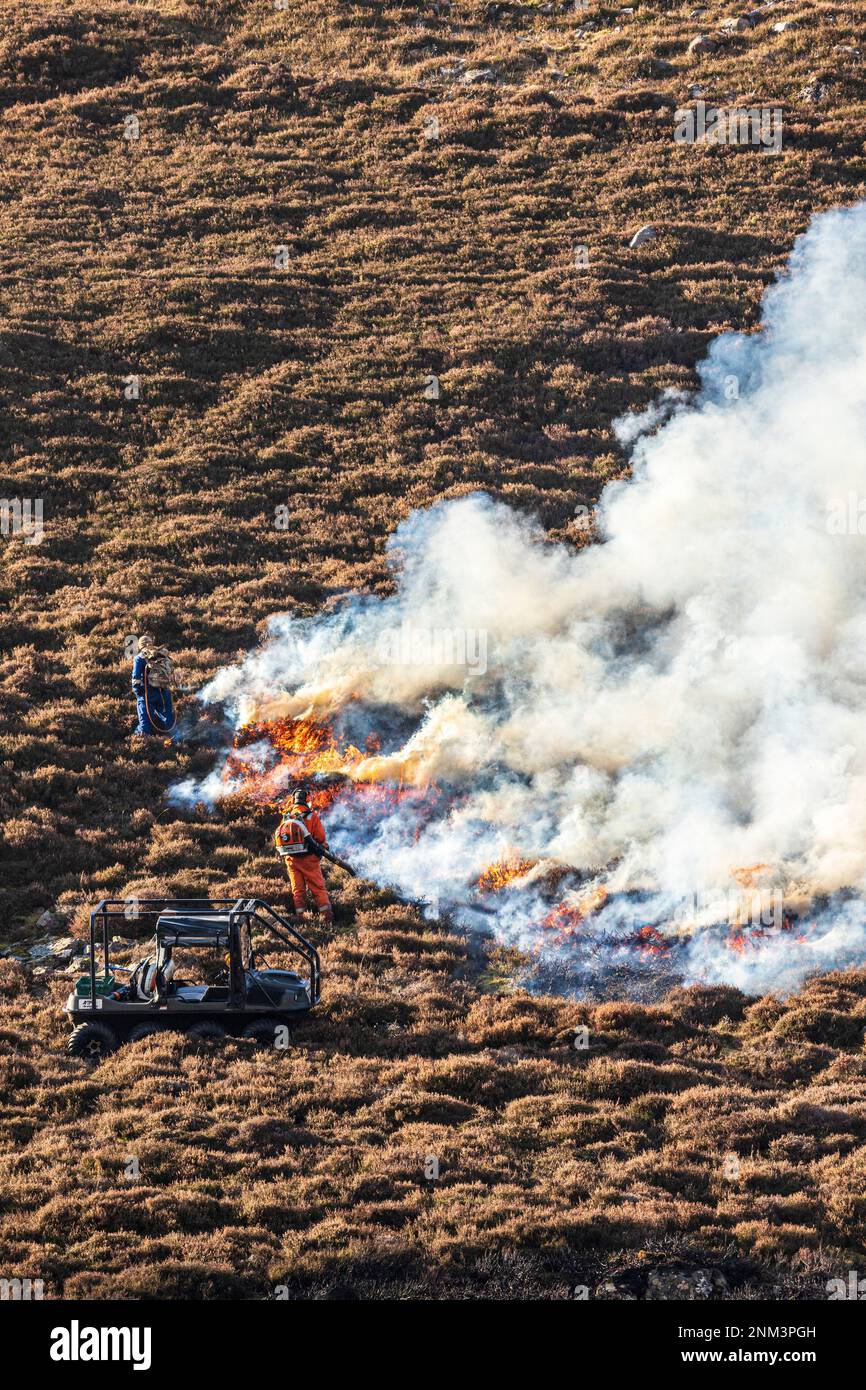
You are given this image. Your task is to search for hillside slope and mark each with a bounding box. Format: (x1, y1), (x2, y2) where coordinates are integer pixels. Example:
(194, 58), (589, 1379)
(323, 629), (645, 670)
(2, 0), (866, 1298)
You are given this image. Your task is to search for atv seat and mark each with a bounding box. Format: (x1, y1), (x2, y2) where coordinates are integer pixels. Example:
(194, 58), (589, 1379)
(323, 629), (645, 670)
(156, 912), (235, 942)
(201, 985), (230, 1002)
(173, 985), (209, 1002)
(157, 913), (233, 929)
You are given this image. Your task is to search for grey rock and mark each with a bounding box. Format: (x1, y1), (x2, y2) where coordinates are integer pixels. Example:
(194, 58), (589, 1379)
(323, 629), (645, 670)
(461, 67), (498, 84)
(647, 1267), (730, 1300)
(52, 940), (84, 964)
(597, 1262), (731, 1301)
(636, 56), (676, 78)
(800, 72), (830, 102)
(27, 941), (57, 961)
(688, 34), (718, 55)
(36, 910), (63, 932)
(597, 1278), (639, 1300)
(50, 936), (82, 955)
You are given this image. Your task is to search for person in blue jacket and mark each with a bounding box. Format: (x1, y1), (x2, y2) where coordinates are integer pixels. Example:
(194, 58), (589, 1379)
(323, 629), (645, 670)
(132, 633), (177, 736)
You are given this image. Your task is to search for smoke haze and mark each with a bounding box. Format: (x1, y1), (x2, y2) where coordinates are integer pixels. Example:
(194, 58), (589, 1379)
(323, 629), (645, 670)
(174, 203), (866, 995)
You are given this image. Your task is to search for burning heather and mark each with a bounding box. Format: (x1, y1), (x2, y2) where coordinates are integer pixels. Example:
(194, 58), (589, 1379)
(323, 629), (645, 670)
(173, 204), (866, 997)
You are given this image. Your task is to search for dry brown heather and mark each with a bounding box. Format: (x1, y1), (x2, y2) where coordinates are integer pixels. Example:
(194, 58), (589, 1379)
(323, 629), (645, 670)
(1, 0), (866, 1298)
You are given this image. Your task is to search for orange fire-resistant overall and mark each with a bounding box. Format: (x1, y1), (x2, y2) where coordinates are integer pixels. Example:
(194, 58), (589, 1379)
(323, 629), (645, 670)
(275, 803), (332, 917)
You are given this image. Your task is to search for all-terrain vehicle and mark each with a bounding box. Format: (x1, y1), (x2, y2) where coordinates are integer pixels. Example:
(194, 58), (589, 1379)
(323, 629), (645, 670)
(65, 897), (321, 1061)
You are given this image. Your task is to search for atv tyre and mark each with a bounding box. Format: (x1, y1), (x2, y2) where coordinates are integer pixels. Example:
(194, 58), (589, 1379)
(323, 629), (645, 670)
(67, 1022), (118, 1062)
(185, 1021), (226, 1043)
(242, 1017), (291, 1048)
(128, 1020), (168, 1044)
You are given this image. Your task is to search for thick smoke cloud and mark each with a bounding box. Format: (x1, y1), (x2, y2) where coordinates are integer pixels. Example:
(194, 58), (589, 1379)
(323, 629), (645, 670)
(174, 203), (866, 994)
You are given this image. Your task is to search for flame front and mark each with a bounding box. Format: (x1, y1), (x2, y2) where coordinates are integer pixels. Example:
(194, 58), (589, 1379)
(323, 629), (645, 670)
(224, 717), (365, 808)
(222, 717), (812, 966)
(476, 854), (537, 893)
(223, 714), (444, 828)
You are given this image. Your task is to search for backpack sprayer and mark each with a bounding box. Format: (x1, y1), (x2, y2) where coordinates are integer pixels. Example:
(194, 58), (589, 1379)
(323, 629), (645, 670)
(274, 806), (356, 877)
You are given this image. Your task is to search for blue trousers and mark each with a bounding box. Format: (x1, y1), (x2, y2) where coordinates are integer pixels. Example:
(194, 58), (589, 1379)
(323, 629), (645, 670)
(135, 688), (174, 735)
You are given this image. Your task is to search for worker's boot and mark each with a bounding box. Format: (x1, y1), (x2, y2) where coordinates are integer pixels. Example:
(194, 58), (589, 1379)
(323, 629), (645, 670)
(319, 906), (334, 925)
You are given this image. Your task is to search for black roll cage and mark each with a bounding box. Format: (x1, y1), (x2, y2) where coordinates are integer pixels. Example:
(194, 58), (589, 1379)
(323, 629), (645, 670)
(87, 898), (321, 1006)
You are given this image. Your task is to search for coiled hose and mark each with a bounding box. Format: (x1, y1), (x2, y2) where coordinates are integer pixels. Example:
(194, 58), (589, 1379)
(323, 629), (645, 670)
(143, 664), (177, 734)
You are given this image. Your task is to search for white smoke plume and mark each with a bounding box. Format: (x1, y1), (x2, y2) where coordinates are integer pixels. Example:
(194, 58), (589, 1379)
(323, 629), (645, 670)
(174, 202), (866, 996)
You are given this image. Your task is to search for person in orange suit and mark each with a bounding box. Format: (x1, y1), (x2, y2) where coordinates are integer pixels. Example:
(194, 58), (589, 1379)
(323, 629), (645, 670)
(274, 787), (333, 922)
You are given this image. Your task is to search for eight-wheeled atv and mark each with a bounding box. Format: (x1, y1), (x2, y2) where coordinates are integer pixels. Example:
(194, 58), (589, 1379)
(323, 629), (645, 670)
(65, 897), (321, 1061)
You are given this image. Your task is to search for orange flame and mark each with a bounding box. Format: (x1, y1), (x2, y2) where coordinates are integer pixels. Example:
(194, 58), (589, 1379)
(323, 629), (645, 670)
(632, 924), (670, 955)
(224, 716), (369, 807)
(730, 862), (775, 888)
(723, 912), (803, 954)
(540, 901), (584, 938)
(537, 883), (611, 941)
(225, 715), (438, 822)
(233, 716), (366, 775)
(476, 854), (537, 892)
